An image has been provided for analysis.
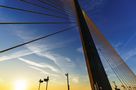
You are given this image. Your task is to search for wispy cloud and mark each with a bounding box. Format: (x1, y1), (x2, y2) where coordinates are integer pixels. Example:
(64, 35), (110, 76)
(124, 48), (136, 60)
(114, 42), (123, 49)
(29, 66), (59, 78)
(0, 30), (76, 74)
(15, 29), (76, 65)
(19, 58), (45, 68)
(29, 66), (49, 75)
(71, 76), (79, 84)
(39, 52), (75, 71)
(0, 45), (49, 62)
(1, 30), (77, 76)
(77, 47), (83, 53)
(0, 49), (33, 62)
(122, 32), (136, 49)
(25, 43), (76, 72)
(19, 58), (59, 72)
(85, 0), (105, 11)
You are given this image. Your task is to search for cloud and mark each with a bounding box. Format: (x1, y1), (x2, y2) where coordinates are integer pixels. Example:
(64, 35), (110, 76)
(0, 45), (48, 62)
(15, 29), (76, 65)
(65, 57), (71, 62)
(124, 48), (136, 60)
(71, 76), (79, 84)
(114, 42), (122, 48)
(25, 43), (76, 72)
(0, 49), (34, 62)
(29, 66), (59, 77)
(19, 58), (59, 72)
(122, 32), (136, 49)
(19, 58), (45, 68)
(29, 66), (49, 75)
(6, 30), (77, 75)
(0, 29), (76, 74)
(77, 47), (83, 53)
(34, 50), (75, 72)
(85, 0), (105, 11)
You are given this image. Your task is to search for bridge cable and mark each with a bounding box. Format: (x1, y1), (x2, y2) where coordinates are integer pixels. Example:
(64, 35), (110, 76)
(0, 25), (76, 53)
(38, 0), (73, 16)
(46, 0), (74, 15)
(0, 4), (70, 20)
(0, 21), (76, 24)
(98, 48), (128, 88)
(19, 0), (75, 19)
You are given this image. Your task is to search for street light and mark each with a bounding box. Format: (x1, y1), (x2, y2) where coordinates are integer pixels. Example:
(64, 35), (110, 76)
(38, 76), (49, 90)
(112, 81), (120, 90)
(38, 79), (43, 90)
(44, 76), (49, 90)
(65, 73), (70, 90)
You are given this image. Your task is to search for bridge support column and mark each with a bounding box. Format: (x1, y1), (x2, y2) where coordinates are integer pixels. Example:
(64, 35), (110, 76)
(73, 0), (112, 90)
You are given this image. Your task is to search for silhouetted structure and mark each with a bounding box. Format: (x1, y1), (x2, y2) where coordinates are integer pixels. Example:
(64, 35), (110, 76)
(38, 79), (43, 90)
(44, 76), (49, 90)
(73, 0), (112, 89)
(113, 81), (120, 90)
(38, 76), (49, 90)
(65, 73), (70, 90)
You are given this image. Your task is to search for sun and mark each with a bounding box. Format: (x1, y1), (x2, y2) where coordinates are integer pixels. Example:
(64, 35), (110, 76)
(14, 79), (27, 90)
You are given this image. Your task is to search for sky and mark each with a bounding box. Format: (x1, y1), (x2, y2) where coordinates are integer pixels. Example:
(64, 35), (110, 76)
(0, 0), (136, 90)
(79, 0), (136, 72)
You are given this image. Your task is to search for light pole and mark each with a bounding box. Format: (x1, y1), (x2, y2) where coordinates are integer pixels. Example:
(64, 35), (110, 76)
(44, 76), (49, 90)
(38, 79), (43, 90)
(38, 76), (49, 90)
(113, 81), (120, 90)
(65, 73), (70, 90)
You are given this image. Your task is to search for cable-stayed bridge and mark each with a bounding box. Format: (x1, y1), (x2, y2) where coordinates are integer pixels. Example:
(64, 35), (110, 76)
(0, 0), (135, 90)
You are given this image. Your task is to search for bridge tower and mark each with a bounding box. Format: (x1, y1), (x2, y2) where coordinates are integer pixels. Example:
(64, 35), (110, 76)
(73, 0), (112, 90)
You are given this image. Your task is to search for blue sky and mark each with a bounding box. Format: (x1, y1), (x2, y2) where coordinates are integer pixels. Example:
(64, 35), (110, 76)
(79, 0), (136, 74)
(0, 0), (136, 89)
(0, 0), (91, 90)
